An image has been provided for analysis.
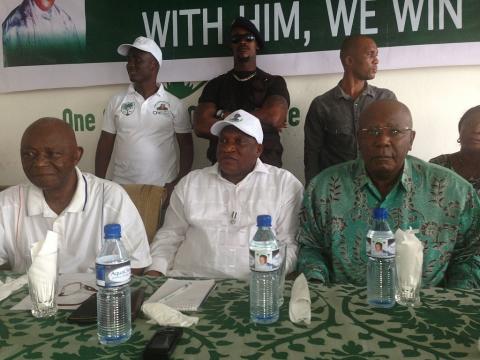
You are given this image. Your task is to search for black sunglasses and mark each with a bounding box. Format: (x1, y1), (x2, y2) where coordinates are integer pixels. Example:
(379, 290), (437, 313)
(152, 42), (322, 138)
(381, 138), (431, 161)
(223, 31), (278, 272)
(231, 34), (256, 44)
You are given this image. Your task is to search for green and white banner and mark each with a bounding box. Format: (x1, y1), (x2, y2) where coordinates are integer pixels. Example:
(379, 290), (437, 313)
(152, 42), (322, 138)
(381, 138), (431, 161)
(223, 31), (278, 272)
(1, 0), (478, 93)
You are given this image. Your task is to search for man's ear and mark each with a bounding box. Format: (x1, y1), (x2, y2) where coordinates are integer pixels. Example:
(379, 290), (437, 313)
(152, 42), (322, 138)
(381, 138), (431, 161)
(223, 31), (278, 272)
(409, 131), (416, 150)
(345, 55), (354, 67)
(256, 144), (263, 157)
(75, 146), (84, 164)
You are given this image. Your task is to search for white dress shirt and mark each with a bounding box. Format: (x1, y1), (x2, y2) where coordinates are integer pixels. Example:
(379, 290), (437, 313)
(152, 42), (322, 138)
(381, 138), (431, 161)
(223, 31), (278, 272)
(102, 84), (192, 186)
(0, 168), (152, 273)
(148, 160), (303, 279)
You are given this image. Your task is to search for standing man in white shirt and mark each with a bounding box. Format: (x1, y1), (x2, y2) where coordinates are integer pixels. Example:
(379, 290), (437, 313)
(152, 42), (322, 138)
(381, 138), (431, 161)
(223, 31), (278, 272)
(145, 110), (303, 279)
(95, 36), (193, 199)
(0, 118), (151, 274)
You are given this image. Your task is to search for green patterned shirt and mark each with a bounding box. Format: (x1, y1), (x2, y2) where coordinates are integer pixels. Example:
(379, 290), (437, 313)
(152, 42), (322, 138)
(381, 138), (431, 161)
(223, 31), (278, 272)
(297, 155), (480, 289)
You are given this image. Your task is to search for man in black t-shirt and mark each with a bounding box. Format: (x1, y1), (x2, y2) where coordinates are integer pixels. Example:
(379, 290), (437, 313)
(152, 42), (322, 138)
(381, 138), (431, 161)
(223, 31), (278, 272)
(194, 17), (290, 167)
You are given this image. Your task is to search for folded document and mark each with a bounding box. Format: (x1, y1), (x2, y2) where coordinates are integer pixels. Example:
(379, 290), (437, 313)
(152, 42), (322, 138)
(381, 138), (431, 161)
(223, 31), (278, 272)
(145, 278), (215, 312)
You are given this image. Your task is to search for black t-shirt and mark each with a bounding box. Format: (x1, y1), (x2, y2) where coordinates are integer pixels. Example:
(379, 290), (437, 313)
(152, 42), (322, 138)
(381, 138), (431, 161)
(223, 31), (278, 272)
(198, 68), (290, 166)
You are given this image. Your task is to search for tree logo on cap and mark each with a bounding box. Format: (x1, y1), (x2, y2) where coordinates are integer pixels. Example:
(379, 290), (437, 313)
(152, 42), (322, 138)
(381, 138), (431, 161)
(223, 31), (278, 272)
(121, 102), (135, 116)
(231, 113), (242, 122)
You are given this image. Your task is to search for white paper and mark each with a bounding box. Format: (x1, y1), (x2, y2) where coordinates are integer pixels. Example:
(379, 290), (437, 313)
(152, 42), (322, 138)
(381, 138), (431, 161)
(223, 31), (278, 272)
(0, 275), (28, 302)
(395, 228), (424, 290)
(12, 273), (97, 311)
(145, 278), (215, 312)
(289, 273), (311, 325)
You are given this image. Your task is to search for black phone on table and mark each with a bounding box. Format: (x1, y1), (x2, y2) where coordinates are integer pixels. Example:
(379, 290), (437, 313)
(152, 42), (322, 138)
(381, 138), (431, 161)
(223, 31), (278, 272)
(143, 326), (183, 360)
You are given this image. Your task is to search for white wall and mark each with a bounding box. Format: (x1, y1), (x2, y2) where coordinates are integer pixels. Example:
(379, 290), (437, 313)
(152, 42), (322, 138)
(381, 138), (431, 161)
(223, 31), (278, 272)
(1, 64), (479, 185)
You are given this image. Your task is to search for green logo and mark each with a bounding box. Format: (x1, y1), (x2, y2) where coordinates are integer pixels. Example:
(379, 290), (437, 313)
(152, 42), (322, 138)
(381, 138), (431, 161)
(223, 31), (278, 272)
(121, 102), (135, 116)
(164, 82), (206, 99)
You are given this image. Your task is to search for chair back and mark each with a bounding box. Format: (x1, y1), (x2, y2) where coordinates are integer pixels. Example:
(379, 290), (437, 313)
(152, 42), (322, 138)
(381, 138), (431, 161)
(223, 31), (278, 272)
(120, 184), (166, 243)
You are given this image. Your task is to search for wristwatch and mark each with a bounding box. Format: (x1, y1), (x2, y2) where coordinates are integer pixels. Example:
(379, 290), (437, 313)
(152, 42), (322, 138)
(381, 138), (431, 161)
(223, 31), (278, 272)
(215, 109), (225, 120)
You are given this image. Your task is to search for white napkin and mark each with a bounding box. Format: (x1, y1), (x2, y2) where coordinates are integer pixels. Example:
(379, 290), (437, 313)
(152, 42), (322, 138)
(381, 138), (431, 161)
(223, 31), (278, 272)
(289, 273), (311, 325)
(28, 231), (59, 304)
(142, 303), (199, 327)
(395, 228), (423, 291)
(0, 275), (28, 302)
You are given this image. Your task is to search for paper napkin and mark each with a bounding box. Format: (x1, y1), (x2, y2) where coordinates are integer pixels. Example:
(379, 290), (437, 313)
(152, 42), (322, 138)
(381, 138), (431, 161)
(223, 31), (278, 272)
(28, 231), (59, 305)
(289, 273), (311, 325)
(395, 228), (423, 292)
(142, 303), (199, 327)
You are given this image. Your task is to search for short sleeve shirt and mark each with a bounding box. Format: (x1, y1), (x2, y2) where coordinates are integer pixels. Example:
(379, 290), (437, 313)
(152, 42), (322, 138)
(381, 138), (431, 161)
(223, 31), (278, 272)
(102, 84), (191, 186)
(0, 168), (152, 273)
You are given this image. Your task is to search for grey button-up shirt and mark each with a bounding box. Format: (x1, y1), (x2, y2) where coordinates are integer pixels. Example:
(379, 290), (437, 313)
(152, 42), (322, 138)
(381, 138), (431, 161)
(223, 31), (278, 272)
(304, 83), (396, 185)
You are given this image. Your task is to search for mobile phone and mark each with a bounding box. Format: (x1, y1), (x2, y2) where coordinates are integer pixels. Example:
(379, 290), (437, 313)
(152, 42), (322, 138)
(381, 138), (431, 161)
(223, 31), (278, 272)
(67, 287), (146, 324)
(143, 327), (183, 360)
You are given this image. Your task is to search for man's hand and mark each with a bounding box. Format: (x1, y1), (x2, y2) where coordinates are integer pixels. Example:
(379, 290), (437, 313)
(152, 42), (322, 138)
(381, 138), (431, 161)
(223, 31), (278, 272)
(144, 270), (164, 277)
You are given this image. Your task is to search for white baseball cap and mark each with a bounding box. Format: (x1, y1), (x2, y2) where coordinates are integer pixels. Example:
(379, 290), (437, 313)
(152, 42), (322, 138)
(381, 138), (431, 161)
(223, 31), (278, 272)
(210, 109), (263, 144)
(117, 36), (162, 67)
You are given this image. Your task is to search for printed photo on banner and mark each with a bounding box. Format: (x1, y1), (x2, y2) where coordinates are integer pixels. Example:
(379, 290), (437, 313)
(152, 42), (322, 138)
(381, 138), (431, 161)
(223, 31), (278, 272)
(1, 0), (86, 67)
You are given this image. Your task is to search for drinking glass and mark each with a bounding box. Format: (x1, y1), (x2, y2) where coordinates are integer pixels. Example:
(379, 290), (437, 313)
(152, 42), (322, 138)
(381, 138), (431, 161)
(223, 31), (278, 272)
(26, 251), (58, 318)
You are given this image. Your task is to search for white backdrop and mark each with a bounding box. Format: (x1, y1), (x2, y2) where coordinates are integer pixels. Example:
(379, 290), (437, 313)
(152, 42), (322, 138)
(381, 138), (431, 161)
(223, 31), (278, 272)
(0, 64), (479, 185)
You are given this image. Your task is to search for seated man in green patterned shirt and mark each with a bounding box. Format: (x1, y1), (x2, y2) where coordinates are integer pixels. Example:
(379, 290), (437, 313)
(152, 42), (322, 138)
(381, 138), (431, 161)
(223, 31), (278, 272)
(298, 99), (480, 289)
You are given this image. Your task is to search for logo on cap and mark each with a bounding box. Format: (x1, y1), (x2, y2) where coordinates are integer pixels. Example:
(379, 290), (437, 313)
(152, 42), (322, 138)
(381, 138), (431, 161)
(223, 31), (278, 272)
(121, 102), (135, 116)
(231, 113), (242, 122)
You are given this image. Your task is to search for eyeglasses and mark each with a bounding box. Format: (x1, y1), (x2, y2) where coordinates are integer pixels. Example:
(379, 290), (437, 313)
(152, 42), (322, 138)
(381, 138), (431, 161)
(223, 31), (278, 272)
(358, 127), (413, 138)
(58, 282), (97, 297)
(231, 34), (256, 44)
(58, 282), (97, 306)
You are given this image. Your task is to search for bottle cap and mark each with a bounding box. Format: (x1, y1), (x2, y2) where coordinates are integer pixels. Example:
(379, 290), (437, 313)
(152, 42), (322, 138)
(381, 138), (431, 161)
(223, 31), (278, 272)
(256, 215), (272, 227)
(104, 224), (121, 239)
(373, 208), (388, 220)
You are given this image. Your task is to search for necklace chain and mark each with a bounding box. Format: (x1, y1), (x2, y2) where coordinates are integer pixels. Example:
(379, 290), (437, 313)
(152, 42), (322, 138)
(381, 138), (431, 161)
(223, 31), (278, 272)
(232, 72), (256, 82)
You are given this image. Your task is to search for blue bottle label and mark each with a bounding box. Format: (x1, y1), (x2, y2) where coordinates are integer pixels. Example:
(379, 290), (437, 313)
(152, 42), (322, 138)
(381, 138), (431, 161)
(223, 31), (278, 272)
(96, 261), (131, 287)
(367, 237), (395, 258)
(249, 249), (281, 271)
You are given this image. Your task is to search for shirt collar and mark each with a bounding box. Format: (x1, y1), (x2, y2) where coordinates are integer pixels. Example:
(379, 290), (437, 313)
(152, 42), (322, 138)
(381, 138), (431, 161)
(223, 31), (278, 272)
(334, 81), (374, 100)
(352, 156), (413, 194)
(127, 83), (164, 98)
(209, 159), (269, 184)
(26, 167), (87, 217)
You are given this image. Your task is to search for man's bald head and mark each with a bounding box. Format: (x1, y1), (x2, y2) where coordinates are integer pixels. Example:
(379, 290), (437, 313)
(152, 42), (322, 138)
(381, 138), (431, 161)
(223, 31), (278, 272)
(20, 117), (83, 192)
(22, 117), (78, 149)
(359, 100), (413, 129)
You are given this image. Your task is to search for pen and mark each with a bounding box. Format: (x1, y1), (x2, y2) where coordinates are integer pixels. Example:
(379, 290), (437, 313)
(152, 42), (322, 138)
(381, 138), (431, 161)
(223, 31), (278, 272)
(158, 282), (191, 303)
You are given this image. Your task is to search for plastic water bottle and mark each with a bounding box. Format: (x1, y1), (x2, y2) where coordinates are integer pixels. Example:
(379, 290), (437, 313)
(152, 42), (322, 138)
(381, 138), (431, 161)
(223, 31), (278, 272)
(366, 208), (396, 308)
(96, 224), (132, 345)
(249, 215), (281, 324)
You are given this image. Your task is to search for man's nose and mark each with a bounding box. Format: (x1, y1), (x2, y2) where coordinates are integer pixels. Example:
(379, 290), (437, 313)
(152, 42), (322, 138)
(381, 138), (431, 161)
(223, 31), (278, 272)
(33, 153), (49, 166)
(374, 131), (392, 146)
(221, 141), (236, 152)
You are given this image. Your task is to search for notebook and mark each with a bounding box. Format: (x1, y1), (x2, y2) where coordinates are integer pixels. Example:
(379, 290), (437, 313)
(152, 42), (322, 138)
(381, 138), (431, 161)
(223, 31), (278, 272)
(145, 278), (216, 312)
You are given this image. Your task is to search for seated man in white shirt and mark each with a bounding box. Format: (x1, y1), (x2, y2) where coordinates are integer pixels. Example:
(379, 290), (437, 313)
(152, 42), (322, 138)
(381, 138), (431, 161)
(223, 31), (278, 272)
(146, 110), (303, 279)
(0, 118), (152, 274)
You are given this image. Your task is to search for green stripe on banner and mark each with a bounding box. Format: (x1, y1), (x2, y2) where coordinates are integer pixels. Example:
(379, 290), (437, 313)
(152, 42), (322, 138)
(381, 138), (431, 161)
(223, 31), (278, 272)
(85, 0), (480, 61)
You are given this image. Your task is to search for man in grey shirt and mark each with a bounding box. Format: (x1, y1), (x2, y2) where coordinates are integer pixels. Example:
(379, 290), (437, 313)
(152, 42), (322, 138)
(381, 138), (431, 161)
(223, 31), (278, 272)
(304, 35), (396, 185)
